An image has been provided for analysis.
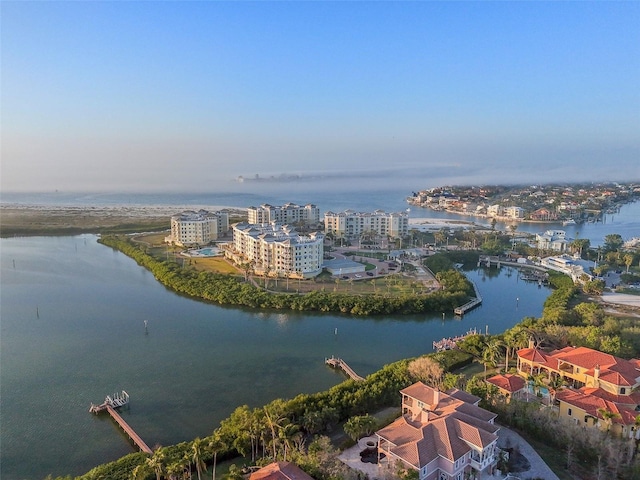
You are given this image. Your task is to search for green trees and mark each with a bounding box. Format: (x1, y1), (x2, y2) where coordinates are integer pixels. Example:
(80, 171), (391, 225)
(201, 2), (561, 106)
(343, 414), (377, 442)
(98, 235), (470, 316)
(191, 437), (207, 480)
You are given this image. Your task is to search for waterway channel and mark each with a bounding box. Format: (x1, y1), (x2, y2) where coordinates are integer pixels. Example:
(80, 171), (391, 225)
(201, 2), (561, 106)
(0, 235), (552, 479)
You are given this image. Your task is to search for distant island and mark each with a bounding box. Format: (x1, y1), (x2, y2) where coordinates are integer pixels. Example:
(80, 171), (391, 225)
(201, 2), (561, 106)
(408, 181), (639, 224)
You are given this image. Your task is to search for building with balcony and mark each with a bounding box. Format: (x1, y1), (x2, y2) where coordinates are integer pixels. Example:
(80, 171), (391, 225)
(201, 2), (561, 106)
(324, 210), (408, 239)
(226, 223), (324, 279)
(247, 203), (320, 227)
(536, 230), (569, 252)
(166, 209), (229, 247)
(376, 382), (499, 480)
(517, 344), (640, 438)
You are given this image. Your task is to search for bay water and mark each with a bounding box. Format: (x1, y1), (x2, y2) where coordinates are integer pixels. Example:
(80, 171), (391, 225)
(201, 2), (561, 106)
(1, 188), (637, 479)
(1, 234), (551, 479)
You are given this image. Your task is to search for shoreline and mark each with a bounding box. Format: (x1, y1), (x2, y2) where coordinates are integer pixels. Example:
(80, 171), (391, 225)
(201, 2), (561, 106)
(0, 204), (246, 237)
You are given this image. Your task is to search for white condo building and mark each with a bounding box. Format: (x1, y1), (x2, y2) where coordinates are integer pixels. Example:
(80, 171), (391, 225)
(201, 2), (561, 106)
(324, 210), (409, 239)
(247, 203), (320, 227)
(166, 210), (229, 247)
(227, 223), (324, 278)
(536, 229), (569, 252)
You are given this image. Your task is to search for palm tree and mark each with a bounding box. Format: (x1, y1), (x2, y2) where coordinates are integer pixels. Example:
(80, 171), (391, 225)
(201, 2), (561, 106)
(148, 448), (166, 480)
(208, 432), (226, 480)
(191, 437), (207, 480)
(482, 338), (505, 377)
(278, 421), (301, 461)
(131, 463), (152, 480)
(598, 408), (621, 436)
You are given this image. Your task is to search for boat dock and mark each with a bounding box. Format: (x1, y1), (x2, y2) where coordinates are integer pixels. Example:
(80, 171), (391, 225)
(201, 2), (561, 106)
(453, 280), (482, 316)
(89, 391), (152, 454)
(433, 328), (478, 352)
(325, 356), (364, 381)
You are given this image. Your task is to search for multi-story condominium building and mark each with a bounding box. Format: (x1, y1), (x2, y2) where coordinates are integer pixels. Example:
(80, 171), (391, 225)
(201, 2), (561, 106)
(504, 206), (525, 219)
(166, 210), (229, 247)
(247, 203), (320, 227)
(324, 210), (408, 239)
(517, 344), (640, 439)
(226, 223), (324, 278)
(486, 204), (503, 217)
(376, 382), (500, 479)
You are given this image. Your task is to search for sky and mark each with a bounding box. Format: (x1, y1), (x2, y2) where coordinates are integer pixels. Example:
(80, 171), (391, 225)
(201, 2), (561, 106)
(2, 1), (639, 193)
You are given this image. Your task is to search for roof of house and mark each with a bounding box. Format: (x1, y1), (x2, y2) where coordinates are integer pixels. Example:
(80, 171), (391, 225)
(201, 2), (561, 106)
(487, 374), (526, 393)
(517, 345), (640, 388)
(378, 382), (498, 468)
(249, 462), (313, 480)
(555, 389), (639, 426)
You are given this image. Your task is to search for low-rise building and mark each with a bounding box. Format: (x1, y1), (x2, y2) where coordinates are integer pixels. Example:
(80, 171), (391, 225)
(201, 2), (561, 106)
(504, 206), (525, 219)
(517, 344), (640, 438)
(376, 382), (500, 479)
(165, 209), (229, 247)
(486, 374), (526, 402)
(247, 203), (320, 227)
(324, 210), (408, 239)
(536, 230), (569, 252)
(226, 223), (324, 278)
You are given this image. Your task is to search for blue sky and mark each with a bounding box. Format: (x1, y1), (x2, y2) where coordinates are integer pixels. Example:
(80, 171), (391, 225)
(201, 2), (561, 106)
(2, 1), (639, 192)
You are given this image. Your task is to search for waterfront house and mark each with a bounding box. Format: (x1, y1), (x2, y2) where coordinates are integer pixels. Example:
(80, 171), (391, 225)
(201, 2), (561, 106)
(517, 344), (640, 438)
(486, 374), (526, 402)
(376, 382), (500, 479)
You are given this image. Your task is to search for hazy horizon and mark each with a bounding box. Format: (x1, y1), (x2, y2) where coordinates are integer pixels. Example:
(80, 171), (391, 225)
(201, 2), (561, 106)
(2, 2), (639, 193)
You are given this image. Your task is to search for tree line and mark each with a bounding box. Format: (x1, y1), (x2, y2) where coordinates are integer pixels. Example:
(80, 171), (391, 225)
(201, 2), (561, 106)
(98, 235), (472, 316)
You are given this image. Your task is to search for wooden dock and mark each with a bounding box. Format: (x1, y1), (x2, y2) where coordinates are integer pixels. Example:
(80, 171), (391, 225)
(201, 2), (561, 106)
(453, 280), (482, 316)
(89, 391), (152, 455)
(433, 328), (478, 352)
(325, 356), (364, 381)
(105, 405), (152, 454)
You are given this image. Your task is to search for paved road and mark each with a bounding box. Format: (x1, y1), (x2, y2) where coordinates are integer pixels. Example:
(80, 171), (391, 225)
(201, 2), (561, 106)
(482, 425), (560, 480)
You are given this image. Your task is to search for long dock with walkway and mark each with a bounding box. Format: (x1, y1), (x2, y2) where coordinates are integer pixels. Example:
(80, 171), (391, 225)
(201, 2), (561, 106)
(453, 280), (482, 316)
(89, 391), (152, 455)
(105, 405), (152, 454)
(325, 356), (364, 381)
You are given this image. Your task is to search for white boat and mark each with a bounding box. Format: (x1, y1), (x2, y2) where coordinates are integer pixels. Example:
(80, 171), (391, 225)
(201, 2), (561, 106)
(562, 219), (576, 225)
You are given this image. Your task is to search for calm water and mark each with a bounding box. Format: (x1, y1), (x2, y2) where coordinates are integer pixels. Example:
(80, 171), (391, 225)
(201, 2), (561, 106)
(0, 235), (552, 479)
(3, 188), (638, 246)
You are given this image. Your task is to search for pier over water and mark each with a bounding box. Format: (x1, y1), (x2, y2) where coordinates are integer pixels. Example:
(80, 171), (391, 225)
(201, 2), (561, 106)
(89, 391), (152, 454)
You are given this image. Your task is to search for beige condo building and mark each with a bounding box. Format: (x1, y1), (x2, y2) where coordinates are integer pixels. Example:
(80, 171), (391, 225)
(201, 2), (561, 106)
(324, 209), (409, 239)
(166, 209), (229, 247)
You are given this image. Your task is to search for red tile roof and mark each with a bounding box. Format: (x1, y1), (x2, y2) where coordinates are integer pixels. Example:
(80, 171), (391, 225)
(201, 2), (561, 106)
(556, 389), (639, 426)
(487, 374), (526, 393)
(517, 345), (640, 389)
(249, 462), (313, 480)
(378, 382), (498, 469)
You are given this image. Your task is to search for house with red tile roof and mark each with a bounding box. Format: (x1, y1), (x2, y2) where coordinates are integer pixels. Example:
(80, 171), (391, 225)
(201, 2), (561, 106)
(249, 461), (313, 480)
(376, 382), (500, 480)
(516, 343), (640, 437)
(486, 374), (526, 402)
